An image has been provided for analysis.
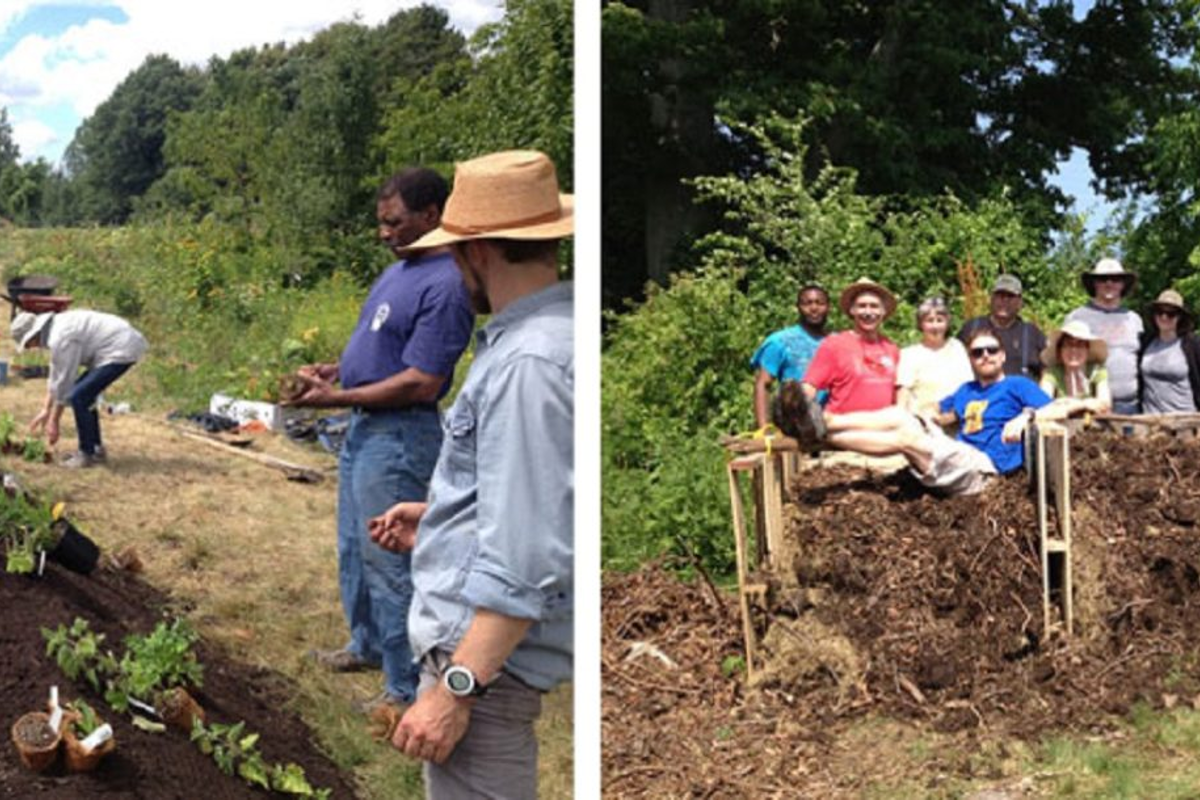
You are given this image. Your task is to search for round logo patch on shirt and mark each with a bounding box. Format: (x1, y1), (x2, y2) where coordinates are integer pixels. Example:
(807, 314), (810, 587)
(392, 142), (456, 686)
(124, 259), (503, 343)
(370, 303), (390, 332)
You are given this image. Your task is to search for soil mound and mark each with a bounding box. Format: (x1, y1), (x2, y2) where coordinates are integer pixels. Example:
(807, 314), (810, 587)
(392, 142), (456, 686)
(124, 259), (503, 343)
(602, 430), (1200, 797)
(0, 560), (357, 798)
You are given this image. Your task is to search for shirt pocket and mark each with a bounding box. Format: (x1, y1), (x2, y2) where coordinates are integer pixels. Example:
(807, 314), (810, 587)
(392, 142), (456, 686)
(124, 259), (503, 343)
(442, 402), (477, 484)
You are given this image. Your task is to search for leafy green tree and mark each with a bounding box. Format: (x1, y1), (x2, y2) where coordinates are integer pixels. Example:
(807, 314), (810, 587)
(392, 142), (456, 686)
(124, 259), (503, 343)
(68, 55), (203, 223)
(375, 0), (573, 188)
(601, 0), (1200, 307)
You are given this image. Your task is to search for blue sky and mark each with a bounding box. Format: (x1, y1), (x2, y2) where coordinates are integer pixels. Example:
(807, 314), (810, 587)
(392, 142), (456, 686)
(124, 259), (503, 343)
(0, 1), (502, 166)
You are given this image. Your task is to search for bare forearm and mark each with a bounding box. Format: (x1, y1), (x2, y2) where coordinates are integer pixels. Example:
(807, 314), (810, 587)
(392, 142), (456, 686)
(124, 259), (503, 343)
(339, 369), (447, 408)
(450, 610), (534, 684)
(753, 372), (773, 428)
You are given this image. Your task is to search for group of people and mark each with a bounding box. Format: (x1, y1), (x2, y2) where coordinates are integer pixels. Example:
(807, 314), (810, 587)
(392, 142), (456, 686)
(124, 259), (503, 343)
(756, 258), (1200, 498)
(8, 150), (575, 798)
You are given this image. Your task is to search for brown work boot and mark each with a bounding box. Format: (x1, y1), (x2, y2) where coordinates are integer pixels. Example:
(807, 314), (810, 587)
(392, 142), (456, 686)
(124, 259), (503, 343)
(307, 647), (379, 673)
(772, 381), (826, 449)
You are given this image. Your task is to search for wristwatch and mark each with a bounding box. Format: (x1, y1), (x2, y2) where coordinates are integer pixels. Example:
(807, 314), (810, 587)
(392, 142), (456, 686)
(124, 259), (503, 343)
(442, 664), (489, 698)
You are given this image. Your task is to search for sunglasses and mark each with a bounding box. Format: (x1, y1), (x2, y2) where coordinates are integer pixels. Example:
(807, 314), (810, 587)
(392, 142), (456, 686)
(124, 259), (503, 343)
(970, 345), (1002, 359)
(1155, 308), (1180, 318)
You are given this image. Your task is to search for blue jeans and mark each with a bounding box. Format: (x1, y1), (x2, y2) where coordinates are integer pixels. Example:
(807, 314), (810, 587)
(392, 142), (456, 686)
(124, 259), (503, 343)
(70, 362), (133, 454)
(337, 406), (443, 701)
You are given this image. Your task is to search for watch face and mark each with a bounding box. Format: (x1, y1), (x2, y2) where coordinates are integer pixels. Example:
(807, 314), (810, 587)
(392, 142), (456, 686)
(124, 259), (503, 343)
(446, 667), (474, 694)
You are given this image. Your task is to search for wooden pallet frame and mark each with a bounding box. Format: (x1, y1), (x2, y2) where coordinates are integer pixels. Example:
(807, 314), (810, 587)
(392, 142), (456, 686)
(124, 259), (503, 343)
(1026, 422), (1073, 635)
(726, 452), (788, 680)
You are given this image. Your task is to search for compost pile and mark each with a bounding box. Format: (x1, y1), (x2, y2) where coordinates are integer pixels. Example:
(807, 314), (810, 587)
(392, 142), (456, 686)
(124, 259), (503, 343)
(603, 430), (1200, 797)
(0, 561), (357, 798)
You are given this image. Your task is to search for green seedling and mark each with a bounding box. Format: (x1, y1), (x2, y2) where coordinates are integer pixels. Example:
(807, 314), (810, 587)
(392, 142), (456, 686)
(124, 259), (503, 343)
(21, 437), (46, 462)
(108, 619), (204, 712)
(191, 720), (330, 798)
(66, 699), (103, 737)
(43, 618), (118, 691)
(0, 411), (16, 446)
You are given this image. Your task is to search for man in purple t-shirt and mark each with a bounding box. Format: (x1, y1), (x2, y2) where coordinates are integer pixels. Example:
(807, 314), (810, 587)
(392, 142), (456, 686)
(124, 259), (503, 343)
(285, 168), (474, 716)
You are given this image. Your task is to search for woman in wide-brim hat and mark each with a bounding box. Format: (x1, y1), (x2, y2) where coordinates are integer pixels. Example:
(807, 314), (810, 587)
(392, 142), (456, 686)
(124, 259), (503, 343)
(1039, 319), (1111, 412)
(1138, 289), (1200, 413)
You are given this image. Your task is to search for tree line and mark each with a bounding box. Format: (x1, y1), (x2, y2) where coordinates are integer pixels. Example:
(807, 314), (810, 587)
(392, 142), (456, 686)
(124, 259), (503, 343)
(602, 0), (1200, 308)
(0, 0), (573, 287)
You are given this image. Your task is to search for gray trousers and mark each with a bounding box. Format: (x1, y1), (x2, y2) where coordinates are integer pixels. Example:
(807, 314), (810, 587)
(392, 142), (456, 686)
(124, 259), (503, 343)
(420, 665), (543, 799)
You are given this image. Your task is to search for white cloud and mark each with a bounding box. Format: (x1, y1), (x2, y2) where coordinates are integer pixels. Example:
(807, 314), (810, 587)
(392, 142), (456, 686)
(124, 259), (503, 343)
(0, 0), (504, 163)
(11, 116), (57, 155)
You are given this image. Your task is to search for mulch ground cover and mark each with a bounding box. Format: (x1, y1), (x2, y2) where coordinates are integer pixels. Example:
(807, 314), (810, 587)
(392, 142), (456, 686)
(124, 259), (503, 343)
(0, 556), (358, 799)
(603, 429), (1200, 797)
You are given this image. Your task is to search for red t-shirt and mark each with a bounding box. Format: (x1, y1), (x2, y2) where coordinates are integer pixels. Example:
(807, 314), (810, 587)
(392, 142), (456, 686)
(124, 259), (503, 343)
(803, 331), (900, 413)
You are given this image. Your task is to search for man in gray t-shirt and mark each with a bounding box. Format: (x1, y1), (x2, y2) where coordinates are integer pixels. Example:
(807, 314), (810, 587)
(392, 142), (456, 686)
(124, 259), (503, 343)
(1065, 258), (1143, 414)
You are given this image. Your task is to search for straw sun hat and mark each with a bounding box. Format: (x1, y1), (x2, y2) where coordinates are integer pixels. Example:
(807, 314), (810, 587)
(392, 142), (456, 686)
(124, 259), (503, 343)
(1041, 320), (1108, 368)
(398, 150), (573, 256)
(838, 278), (897, 318)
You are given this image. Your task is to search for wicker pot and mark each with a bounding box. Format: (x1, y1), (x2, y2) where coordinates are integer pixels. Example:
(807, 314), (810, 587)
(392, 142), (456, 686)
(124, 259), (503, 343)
(11, 711), (60, 772)
(158, 688), (205, 732)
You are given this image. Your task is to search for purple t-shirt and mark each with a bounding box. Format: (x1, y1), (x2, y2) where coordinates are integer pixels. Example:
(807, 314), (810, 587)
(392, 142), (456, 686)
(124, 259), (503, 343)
(338, 251), (473, 399)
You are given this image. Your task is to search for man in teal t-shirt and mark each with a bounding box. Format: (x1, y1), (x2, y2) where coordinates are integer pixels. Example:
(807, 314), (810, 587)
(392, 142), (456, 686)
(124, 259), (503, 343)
(751, 284), (829, 427)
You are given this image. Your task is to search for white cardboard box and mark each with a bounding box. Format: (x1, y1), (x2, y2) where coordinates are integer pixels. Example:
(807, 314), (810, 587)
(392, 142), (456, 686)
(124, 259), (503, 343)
(208, 393), (293, 432)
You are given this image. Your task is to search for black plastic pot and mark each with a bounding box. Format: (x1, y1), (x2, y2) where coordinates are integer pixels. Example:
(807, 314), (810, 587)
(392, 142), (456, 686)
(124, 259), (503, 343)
(48, 519), (100, 575)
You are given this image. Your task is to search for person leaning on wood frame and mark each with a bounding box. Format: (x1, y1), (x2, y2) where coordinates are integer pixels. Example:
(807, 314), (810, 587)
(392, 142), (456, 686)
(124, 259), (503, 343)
(774, 325), (1104, 497)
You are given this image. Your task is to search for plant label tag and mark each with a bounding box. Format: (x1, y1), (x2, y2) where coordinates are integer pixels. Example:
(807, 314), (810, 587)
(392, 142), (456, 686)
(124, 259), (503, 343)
(79, 723), (112, 753)
(48, 706), (62, 733)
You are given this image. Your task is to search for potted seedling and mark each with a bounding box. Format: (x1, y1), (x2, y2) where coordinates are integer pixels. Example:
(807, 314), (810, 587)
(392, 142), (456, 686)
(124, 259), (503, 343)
(46, 512), (101, 575)
(10, 711), (61, 772)
(61, 699), (115, 772)
(1, 492), (55, 575)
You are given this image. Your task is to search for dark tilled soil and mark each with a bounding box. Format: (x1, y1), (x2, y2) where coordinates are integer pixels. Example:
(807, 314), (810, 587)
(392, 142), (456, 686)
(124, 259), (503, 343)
(1, 559), (358, 799)
(603, 431), (1200, 798)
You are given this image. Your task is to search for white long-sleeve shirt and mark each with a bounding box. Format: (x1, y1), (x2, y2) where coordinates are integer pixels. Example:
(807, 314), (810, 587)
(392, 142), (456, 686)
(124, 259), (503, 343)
(45, 310), (148, 403)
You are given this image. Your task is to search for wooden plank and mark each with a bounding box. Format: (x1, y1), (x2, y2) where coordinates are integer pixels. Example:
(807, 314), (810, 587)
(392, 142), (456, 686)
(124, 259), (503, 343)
(726, 461), (760, 680)
(761, 453), (785, 570)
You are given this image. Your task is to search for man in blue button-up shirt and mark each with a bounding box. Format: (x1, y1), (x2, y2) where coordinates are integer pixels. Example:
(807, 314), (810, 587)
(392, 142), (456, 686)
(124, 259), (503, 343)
(368, 150), (573, 798)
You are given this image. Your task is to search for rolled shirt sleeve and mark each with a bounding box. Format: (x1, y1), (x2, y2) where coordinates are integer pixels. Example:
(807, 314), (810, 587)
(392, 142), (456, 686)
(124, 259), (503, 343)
(461, 354), (574, 621)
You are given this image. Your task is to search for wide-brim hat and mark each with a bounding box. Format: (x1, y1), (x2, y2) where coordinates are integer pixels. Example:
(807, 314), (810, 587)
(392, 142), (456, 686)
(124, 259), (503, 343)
(1082, 257), (1136, 294)
(1149, 288), (1193, 325)
(10, 311), (53, 352)
(1041, 320), (1108, 367)
(397, 150), (573, 256)
(839, 277), (897, 318)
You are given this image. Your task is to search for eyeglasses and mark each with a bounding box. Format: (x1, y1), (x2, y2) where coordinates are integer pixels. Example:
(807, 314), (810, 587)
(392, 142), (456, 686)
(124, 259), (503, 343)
(1155, 308), (1180, 319)
(969, 345), (1002, 359)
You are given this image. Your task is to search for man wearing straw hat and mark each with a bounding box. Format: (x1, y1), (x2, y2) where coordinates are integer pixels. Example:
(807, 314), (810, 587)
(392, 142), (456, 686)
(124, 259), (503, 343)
(368, 150), (573, 797)
(287, 168), (474, 721)
(10, 308), (147, 468)
(1065, 258), (1143, 414)
(797, 278), (900, 415)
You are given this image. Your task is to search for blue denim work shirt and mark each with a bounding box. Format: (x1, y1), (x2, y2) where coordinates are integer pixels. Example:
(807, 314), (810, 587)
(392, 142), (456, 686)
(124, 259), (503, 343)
(408, 281), (574, 691)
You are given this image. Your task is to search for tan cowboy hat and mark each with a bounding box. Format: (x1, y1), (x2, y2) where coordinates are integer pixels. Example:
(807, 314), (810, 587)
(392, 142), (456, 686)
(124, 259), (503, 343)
(398, 150), (573, 255)
(1041, 320), (1108, 367)
(10, 311), (53, 353)
(1081, 257), (1137, 295)
(839, 277), (897, 318)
